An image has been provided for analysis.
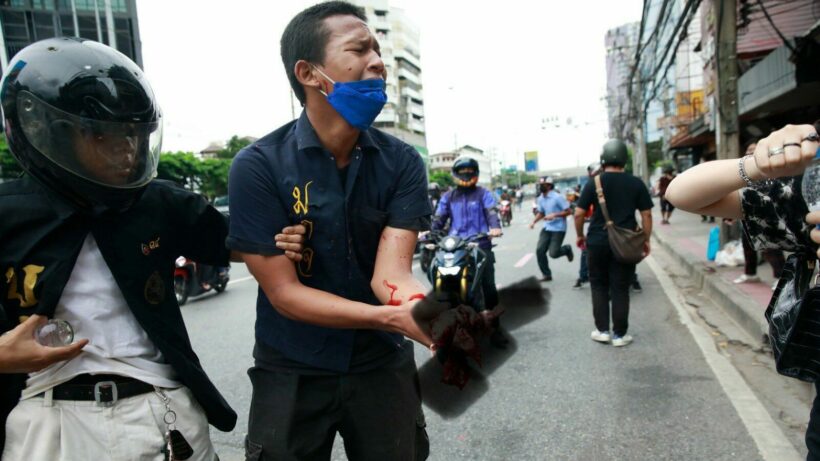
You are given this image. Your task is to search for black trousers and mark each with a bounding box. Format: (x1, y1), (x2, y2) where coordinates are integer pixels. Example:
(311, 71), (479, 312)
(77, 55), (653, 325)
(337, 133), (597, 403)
(740, 233), (786, 278)
(808, 383), (820, 460)
(245, 350), (428, 461)
(587, 245), (636, 337)
(481, 249), (499, 310)
(536, 229), (569, 277)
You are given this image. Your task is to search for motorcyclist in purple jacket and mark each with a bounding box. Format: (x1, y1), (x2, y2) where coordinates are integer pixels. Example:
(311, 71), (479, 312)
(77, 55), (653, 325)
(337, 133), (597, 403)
(432, 157), (507, 347)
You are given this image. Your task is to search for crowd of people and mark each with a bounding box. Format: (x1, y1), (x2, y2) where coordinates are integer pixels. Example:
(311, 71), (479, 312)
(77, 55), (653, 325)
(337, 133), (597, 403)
(0, 1), (818, 460)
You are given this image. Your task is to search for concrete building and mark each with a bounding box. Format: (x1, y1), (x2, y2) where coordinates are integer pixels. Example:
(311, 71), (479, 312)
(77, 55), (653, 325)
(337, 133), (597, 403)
(353, 0), (428, 166)
(604, 22), (640, 141)
(0, 0), (142, 72)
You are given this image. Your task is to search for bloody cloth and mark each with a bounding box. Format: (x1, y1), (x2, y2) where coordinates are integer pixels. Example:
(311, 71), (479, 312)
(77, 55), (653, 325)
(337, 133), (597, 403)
(428, 305), (500, 389)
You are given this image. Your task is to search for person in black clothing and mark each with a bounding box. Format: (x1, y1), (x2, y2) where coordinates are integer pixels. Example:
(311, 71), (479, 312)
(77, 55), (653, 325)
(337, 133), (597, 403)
(574, 140), (653, 348)
(228, 3), (434, 460)
(0, 38), (304, 459)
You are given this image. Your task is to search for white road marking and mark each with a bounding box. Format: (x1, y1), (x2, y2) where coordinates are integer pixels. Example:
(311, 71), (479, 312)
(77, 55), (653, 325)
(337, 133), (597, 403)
(227, 275), (255, 286)
(514, 253), (534, 268)
(646, 254), (800, 461)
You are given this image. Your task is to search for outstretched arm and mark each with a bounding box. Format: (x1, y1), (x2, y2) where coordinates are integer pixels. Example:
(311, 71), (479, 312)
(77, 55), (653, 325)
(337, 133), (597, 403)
(665, 124), (818, 218)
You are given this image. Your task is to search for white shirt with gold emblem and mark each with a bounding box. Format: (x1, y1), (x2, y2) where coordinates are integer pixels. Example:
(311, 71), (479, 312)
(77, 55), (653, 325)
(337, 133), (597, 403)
(23, 234), (181, 398)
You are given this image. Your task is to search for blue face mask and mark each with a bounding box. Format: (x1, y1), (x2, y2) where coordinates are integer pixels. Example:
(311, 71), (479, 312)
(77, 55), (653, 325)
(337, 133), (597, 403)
(313, 66), (387, 131)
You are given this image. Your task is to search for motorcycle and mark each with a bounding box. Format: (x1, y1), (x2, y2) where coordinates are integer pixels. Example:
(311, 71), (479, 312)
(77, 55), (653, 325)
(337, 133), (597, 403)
(499, 200), (512, 227)
(418, 231), (436, 273)
(173, 256), (230, 306)
(426, 232), (489, 311)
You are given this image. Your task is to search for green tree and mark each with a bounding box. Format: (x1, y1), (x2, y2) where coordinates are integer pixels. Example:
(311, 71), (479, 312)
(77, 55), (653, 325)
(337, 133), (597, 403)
(429, 170), (454, 188)
(0, 135), (23, 179)
(157, 151), (201, 191)
(198, 158), (231, 200)
(217, 135), (252, 159)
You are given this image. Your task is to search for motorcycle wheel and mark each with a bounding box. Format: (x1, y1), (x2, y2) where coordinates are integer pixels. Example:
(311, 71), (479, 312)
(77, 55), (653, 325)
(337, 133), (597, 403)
(174, 276), (188, 306)
(420, 252), (431, 273)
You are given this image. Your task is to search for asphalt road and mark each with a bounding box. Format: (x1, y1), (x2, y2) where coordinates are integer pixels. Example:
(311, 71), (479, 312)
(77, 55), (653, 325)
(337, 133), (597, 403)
(181, 207), (776, 460)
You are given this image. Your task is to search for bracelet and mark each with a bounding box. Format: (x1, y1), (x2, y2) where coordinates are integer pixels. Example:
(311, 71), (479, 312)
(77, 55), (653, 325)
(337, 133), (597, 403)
(738, 155), (754, 187)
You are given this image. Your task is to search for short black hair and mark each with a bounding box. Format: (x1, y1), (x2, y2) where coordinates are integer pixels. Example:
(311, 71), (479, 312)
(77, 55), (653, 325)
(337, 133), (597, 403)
(280, 1), (367, 105)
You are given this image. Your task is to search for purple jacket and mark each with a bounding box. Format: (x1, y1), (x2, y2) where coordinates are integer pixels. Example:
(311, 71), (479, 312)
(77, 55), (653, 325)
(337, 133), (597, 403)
(433, 187), (500, 249)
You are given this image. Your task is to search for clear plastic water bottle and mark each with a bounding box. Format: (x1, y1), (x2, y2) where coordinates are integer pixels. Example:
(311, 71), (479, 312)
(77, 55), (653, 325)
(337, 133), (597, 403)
(802, 146), (820, 230)
(34, 319), (74, 347)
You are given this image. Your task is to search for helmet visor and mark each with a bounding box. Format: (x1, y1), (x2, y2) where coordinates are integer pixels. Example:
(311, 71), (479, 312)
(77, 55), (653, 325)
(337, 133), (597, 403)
(17, 91), (161, 189)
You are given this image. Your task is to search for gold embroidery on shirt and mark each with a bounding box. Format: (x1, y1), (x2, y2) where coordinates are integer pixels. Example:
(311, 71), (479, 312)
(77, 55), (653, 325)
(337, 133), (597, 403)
(292, 181), (313, 216)
(6, 265), (45, 308)
(297, 248), (315, 278)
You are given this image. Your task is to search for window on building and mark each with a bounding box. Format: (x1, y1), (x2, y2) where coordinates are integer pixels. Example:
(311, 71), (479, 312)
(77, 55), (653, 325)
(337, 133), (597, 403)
(374, 9), (386, 16)
(77, 13), (100, 40)
(0, 0), (29, 8)
(59, 12), (75, 35)
(31, 0), (54, 10)
(73, 0), (95, 11)
(32, 10), (56, 39)
(114, 16), (133, 59)
(2, 9), (29, 60)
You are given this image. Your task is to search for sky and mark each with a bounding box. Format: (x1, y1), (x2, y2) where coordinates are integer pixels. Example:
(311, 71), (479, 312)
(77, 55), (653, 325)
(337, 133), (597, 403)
(136, 0), (643, 171)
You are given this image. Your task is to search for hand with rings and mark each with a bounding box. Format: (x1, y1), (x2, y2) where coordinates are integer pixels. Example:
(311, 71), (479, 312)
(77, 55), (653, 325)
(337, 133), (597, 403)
(749, 124), (820, 180)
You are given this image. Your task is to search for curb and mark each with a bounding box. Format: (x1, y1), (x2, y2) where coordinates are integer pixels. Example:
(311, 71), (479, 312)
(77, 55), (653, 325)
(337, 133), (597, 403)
(652, 230), (769, 345)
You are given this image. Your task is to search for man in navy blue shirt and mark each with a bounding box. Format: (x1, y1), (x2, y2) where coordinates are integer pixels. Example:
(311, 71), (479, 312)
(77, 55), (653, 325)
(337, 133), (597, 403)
(432, 157), (506, 347)
(529, 176), (574, 281)
(227, 2), (433, 460)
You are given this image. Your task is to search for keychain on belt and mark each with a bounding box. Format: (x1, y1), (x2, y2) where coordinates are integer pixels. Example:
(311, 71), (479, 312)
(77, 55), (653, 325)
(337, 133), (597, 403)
(154, 388), (194, 461)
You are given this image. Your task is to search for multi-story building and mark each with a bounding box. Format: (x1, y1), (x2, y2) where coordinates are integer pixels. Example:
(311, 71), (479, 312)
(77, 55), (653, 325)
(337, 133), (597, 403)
(605, 22), (640, 141)
(353, 0), (428, 166)
(0, 0), (142, 72)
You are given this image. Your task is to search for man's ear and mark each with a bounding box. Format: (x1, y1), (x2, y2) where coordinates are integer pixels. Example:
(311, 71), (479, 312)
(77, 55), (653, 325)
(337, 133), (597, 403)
(294, 60), (324, 93)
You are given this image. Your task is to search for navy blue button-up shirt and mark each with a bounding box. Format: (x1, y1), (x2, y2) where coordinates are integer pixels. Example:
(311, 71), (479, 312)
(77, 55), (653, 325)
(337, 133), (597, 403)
(227, 111), (431, 373)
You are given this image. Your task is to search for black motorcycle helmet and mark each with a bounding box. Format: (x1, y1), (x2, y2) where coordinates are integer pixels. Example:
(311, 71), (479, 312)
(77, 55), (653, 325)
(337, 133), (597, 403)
(452, 157), (479, 188)
(600, 139), (628, 167)
(1, 37), (162, 213)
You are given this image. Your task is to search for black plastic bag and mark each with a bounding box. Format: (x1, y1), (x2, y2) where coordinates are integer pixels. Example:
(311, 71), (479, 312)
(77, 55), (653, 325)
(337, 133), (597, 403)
(766, 253), (820, 382)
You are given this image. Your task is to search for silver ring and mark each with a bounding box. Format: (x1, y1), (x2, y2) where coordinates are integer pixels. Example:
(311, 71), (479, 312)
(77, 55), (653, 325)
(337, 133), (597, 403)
(768, 147), (785, 157)
(803, 133), (820, 143)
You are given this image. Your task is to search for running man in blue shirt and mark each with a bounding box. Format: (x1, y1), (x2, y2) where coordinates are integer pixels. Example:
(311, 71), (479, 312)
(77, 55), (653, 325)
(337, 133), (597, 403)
(529, 176), (574, 281)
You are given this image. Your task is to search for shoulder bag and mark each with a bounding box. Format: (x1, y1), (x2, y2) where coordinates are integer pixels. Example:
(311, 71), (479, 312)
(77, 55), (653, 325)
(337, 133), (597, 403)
(593, 175), (647, 264)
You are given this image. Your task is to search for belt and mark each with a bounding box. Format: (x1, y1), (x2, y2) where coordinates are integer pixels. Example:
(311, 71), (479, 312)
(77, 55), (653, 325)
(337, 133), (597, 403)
(37, 374), (155, 406)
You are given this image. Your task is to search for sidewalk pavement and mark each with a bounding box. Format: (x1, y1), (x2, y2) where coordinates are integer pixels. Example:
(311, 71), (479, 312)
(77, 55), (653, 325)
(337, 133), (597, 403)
(652, 205), (778, 345)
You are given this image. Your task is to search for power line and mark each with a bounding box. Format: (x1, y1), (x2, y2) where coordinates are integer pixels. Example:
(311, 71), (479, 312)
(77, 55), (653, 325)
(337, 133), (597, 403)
(642, 0), (702, 111)
(754, 0), (798, 54)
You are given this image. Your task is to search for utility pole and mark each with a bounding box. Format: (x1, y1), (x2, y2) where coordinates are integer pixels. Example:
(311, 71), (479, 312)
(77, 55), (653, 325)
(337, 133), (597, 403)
(715, 0), (739, 161)
(632, 77), (650, 184)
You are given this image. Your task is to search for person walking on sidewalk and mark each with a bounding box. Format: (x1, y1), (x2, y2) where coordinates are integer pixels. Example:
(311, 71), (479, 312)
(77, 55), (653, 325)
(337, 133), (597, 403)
(657, 165), (677, 224)
(731, 140), (786, 286)
(664, 123), (820, 460)
(574, 140), (653, 347)
(530, 176), (574, 282)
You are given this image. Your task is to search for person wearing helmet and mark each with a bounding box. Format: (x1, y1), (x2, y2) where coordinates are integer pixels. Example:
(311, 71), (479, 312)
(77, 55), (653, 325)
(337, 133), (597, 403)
(0, 38), (306, 459)
(657, 164), (677, 224)
(434, 157), (507, 347)
(529, 176), (574, 281)
(574, 140), (653, 347)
